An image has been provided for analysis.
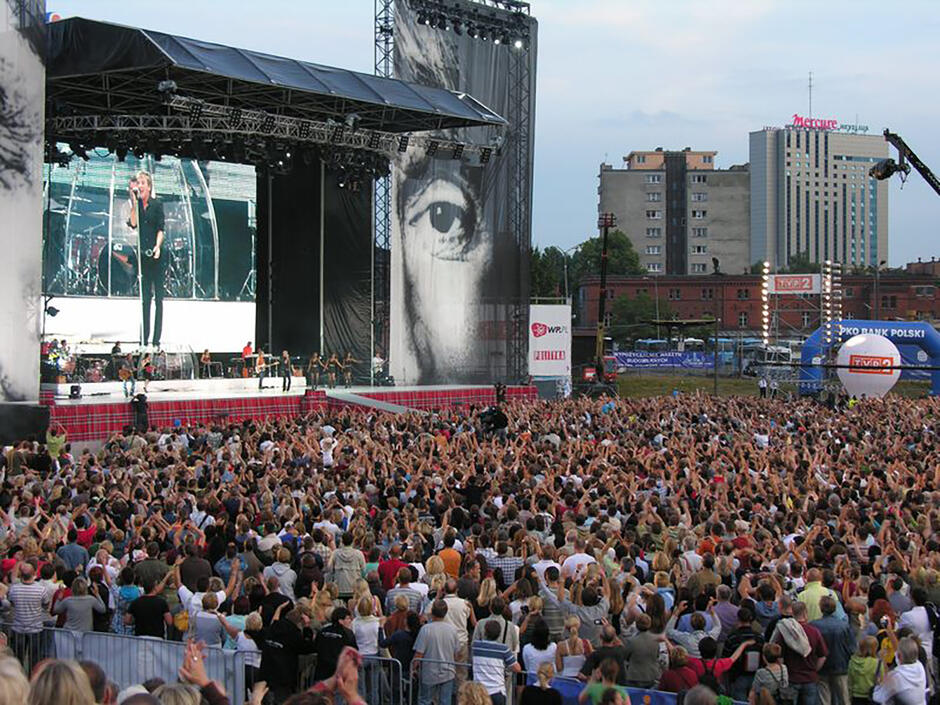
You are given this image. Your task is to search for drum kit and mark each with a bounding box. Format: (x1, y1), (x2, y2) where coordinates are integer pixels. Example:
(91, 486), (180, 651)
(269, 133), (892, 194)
(46, 204), (196, 298)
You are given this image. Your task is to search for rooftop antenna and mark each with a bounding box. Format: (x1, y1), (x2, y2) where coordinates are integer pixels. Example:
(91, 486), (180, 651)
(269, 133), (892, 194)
(808, 71), (813, 119)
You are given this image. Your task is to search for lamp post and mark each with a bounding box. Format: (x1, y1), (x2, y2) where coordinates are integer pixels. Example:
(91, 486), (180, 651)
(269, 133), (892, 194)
(712, 257), (722, 396)
(596, 213), (617, 382)
(562, 244), (581, 302)
(873, 259), (887, 319)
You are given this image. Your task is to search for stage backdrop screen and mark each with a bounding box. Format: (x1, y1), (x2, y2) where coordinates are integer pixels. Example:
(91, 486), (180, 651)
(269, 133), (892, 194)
(42, 150), (256, 351)
(0, 0), (45, 402)
(391, 0), (536, 385)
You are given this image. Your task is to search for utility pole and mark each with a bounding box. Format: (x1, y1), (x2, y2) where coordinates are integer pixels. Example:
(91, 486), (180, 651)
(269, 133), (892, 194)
(595, 213), (616, 382)
(712, 257), (722, 396)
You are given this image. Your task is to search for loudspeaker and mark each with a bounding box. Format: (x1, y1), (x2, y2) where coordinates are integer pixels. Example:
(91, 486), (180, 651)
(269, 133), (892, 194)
(69, 385), (82, 399)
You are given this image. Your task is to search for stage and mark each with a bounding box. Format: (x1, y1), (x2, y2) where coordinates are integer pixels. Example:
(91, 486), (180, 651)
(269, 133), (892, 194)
(40, 379), (536, 443)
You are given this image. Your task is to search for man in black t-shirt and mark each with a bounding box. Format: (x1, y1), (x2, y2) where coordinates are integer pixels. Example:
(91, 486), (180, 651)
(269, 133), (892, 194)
(127, 171), (165, 348)
(312, 607), (358, 682)
(126, 578), (171, 638)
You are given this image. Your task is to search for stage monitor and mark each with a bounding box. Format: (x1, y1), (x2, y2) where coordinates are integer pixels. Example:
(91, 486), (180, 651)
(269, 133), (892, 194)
(42, 148), (256, 351)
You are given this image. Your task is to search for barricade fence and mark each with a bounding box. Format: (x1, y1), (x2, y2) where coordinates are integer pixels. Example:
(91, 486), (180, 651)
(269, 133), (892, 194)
(1, 626), (254, 705)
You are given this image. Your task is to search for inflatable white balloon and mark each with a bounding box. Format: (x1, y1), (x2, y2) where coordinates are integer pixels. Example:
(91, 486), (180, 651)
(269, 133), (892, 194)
(836, 333), (901, 398)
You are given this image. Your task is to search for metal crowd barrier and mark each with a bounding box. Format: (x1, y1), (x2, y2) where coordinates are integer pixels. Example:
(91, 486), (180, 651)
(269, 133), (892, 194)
(1, 627), (255, 705)
(410, 656), (514, 705)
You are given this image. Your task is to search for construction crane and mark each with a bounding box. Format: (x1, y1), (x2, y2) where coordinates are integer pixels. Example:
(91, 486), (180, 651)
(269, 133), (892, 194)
(870, 129), (940, 196)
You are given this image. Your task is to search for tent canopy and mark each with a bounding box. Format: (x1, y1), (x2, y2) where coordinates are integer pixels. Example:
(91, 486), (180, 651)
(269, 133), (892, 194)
(47, 17), (507, 133)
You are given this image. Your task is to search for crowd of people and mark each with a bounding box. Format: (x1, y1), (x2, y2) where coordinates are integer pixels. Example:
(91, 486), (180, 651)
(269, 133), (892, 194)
(0, 391), (938, 705)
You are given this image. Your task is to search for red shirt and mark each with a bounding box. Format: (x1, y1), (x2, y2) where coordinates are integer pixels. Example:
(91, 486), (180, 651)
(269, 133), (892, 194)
(659, 666), (699, 693)
(242, 345), (253, 359)
(75, 524), (97, 548)
(378, 558), (408, 591)
(688, 657), (736, 681)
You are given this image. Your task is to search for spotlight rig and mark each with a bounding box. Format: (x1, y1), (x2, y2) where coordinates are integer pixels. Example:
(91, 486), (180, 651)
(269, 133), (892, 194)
(409, 0), (531, 50)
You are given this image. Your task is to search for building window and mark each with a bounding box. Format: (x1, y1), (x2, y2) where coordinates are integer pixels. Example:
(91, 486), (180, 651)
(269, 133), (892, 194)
(844, 287), (853, 298)
(646, 192), (663, 202)
(736, 288), (750, 300)
(668, 288), (681, 300)
(691, 263), (707, 273)
(915, 285), (935, 297)
(701, 287), (714, 300)
(691, 210), (707, 219)
(646, 210), (662, 219)
(691, 192), (708, 202)
(738, 311), (749, 328)
(646, 227), (662, 238)
(691, 245), (707, 255)
(636, 155), (646, 164)
(603, 312), (612, 327)
(691, 227), (708, 238)
(691, 174), (707, 184)
(882, 295), (897, 309)
(646, 262), (662, 272)
(702, 155), (713, 163)
(802, 311), (812, 328)
(645, 245), (661, 255)
(645, 174), (662, 184)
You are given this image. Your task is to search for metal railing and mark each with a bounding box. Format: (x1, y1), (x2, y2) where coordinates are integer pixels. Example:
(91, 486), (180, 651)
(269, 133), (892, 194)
(410, 656), (514, 705)
(1, 627), (255, 705)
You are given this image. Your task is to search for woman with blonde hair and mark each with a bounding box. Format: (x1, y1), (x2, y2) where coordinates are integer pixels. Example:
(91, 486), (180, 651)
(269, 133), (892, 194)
(352, 595), (384, 656)
(520, 661), (563, 705)
(848, 636), (880, 705)
(311, 589), (335, 629)
(0, 656), (29, 705)
(474, 576), (497, 621)
(555, 615), (592, 678)
(457, 681), (492, 705)
(424, 555), (447, 587)
(152, 683), (200, 705)
(28, 659), (96, 705)
(347, 578), (382, 617)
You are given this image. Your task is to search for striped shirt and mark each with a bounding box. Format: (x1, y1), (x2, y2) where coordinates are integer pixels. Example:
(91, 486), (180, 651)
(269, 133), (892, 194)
(6, 582), (51, 633)
(385, 585), (425, 615)
(471, 639), (516, 696)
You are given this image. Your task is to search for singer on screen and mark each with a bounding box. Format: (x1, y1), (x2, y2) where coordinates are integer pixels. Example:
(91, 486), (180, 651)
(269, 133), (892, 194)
(126, 170), (165, 348)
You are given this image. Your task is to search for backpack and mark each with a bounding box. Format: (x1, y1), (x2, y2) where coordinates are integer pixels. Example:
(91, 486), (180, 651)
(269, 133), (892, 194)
(766, 666), (798, 705)
(699, 659), (723, 695)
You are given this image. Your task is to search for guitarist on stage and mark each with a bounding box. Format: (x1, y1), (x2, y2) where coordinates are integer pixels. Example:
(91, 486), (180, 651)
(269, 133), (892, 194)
(256, 348), (267, 390)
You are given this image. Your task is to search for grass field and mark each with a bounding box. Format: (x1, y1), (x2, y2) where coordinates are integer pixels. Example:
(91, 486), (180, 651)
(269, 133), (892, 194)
(616, 373), (931, 399)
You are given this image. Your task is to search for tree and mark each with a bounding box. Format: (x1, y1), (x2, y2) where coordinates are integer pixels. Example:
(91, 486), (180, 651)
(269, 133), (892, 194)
(608, 292), (672, 345)
(568, 230), (644, 290)
(779, 251), (818, 274)
(530, 246), (568, 298)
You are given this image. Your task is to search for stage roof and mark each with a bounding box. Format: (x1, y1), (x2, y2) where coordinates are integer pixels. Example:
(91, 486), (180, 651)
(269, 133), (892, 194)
(46, 17), (507, 133)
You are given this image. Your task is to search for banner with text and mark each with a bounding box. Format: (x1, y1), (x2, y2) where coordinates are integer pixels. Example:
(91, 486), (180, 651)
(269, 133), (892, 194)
(615, 351), (715, 369)
(528, 304), (571, 377)
(768, 274), (821, 295)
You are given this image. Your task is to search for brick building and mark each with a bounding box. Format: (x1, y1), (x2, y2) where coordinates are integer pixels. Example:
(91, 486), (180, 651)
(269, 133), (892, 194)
(574, 272), (940, 355)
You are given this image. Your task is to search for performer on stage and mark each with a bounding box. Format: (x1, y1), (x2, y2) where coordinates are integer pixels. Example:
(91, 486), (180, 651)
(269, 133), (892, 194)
(341, 351), (359, 388)
(326, 353), (340, 389)
(241, 341), (253, 378)
(127, 171), (165, 349)
(138, 351), (153, 393)
(306, 352), (322, 389)
(200, 349), (212, 379)
(119, 353), (136, 398)
(256, 348), (267, 390)
(281, 350), (292, 392)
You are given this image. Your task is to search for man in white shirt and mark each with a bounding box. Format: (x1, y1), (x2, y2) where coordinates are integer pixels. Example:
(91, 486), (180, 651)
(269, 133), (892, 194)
(427, 579), (476, 688)
(898, 588), (934, 662)
(560, 538), (596, 580)
(320, 435), (337, 468)
(873, 638), (927, 705)
(532, 544), (561, 582)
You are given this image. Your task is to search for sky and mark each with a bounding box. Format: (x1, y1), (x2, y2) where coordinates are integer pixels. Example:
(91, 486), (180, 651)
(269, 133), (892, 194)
(49, 0), (940, 267)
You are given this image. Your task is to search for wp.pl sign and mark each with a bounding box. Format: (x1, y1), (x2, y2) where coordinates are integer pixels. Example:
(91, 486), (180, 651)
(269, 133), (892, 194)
(767, 274), (821, 295)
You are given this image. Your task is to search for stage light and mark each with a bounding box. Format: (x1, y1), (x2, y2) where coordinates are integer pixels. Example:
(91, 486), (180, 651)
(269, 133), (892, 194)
(427, 141), (439, 156)
(468, 23), (479, 38)
(345, 113), (362, 132)
(45, 306), (59, 318)
(416, 11), (427, 25)
(261, 114), (276, 133)
(514, 38), (524, 49)
(480, 147), (492, 164)
(188, 101), (204, 121)
(368, 132), (381, 150)
(452, 143), (464, 160)
(298, 121), (311, 139)
(229, 106), (242, 125)
(69, 142), (89, 161)
(870, 158), (900, 181)
(331, 124), (344, 144)
(453, 20), (463, 35)
(398, 135), (410, 153)
(116, 146), (128, 162)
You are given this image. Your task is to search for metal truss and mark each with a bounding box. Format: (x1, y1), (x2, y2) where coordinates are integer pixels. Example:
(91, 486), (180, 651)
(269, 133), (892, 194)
(374, 0), (395, 362)
(48, 101), (496, 161)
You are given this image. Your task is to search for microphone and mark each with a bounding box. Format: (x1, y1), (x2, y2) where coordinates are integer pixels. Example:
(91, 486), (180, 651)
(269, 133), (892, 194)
(131, 187), (140, 197)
